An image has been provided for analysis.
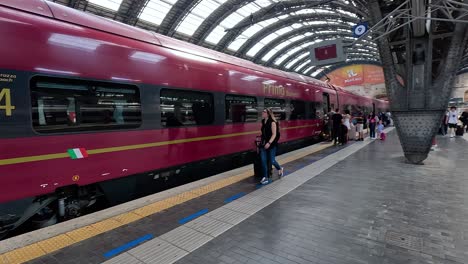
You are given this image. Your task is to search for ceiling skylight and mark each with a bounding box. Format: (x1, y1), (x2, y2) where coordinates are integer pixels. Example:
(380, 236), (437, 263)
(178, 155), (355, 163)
(295, 61), (310, 72)
(243, 25), (295, 57)
(205, 26), (227, 44)
(285, 53), (309, 69)
(176, 0), (227, 36)
(139, 0), (177, 25)
(88, 0), (123, 11)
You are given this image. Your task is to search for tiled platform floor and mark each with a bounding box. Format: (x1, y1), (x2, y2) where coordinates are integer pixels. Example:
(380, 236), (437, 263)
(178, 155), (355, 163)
(20, 139), (351, 264)
(175, 132), (468, 264)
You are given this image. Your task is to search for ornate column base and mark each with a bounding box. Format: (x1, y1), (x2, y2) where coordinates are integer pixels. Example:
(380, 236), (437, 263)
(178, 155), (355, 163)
(392, 110), (444, 164)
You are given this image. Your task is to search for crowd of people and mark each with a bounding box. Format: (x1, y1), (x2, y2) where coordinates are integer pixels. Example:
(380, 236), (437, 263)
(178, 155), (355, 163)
(256, 107), (394, 185)
(257, 105), (466, 185)
(325, 109), (392, 145)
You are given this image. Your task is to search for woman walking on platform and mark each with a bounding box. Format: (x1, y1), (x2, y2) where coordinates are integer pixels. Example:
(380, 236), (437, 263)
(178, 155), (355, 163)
(260, 108), (284, 185)
(368, 112), (377, 139)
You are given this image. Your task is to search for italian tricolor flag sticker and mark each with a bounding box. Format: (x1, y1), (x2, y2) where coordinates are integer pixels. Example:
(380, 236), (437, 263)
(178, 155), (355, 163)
(67, 148), (88, 159)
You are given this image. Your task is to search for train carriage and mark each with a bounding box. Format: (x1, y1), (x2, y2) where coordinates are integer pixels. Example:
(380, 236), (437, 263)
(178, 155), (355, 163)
(0, 0), (388, 237)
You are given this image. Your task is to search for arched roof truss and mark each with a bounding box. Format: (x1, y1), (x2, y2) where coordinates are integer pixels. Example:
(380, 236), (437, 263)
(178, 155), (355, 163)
(57, 0), (387, 78)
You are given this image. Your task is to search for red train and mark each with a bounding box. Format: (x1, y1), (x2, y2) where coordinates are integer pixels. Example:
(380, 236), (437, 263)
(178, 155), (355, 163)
(0, 1), (388, 236)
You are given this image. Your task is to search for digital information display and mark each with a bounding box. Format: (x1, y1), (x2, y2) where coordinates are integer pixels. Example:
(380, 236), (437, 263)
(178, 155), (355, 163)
(309, 39), (346, 67)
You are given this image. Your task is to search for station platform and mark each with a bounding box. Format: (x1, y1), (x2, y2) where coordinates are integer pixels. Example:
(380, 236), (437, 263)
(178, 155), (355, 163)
(2, 128), (468, 264)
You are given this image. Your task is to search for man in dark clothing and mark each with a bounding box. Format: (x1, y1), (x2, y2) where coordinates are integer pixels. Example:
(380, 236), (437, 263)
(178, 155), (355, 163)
(331, 109), (343, 145)
(461, 111), (468, 132)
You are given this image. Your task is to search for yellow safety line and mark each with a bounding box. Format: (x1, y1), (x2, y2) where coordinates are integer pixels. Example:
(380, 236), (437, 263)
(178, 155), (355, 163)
(0, 141), (331, 264)
(0, 124), (317, 166)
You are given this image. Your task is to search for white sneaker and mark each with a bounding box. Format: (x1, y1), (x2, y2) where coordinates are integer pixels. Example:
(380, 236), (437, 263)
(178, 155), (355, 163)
(278, 167), (284, 178)
(260, 177), (269, 185)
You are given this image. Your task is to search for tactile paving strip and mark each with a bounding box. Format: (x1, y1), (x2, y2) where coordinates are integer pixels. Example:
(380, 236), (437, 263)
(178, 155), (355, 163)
(160, 226), (212, 252)
(185, 215), (233, 237)
(127, 238), (187, 263)
(205, 207), (250, 226)
(103, 252), (144, 264)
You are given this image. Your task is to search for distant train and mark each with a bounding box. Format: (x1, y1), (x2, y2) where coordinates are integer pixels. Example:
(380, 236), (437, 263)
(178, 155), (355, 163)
(0, 1), (388, 237)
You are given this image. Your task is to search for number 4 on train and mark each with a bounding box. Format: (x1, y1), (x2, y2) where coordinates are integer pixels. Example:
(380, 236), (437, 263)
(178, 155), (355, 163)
(0, 88), (15, 116)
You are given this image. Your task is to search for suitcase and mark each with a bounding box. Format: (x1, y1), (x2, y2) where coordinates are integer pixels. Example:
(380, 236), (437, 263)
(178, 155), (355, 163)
(456, 125), (464, 136)
(253, 136), (273, 179)
(348, 124), (356, 141)
(253, 151), (263, 178)
(380, 132), (386, 140)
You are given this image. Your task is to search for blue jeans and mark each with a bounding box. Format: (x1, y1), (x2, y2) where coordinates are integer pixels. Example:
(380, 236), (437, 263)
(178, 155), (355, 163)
(260, 146), (281, 178)
(369, 123), (376, 138)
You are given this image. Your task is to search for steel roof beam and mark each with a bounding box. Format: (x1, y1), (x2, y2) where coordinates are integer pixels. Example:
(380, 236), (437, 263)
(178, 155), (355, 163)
(158, 0), (201, 36)
(213, 0), (370, 51)
(115, 0), (150, 25)
(251, 24), (376, 63)
(263, 32), (374, 66)
(283, 45), (379, 72)
(289, 45), (380, 72)
(236, 13), (361, 56)
(191, 0), (367, 44)
(275, 38), (379, 70)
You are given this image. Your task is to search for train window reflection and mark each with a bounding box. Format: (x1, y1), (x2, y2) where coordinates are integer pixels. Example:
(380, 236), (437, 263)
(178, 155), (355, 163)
(264, 98), (286, 120)
(31, 77), (141, 133)
(225, 95), (258, 123)
(289, 100), (306, 120)
(307, 102), (317, 119)
(160, 89), (214, 127)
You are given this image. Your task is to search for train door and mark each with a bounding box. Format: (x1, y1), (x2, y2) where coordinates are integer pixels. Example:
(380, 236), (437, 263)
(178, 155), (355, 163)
(323, 93), (330, 113)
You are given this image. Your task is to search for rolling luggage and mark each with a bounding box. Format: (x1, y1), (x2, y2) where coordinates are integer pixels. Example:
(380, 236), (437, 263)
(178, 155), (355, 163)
(253, 154), (262, 178)
(348, 124), (356, 141)
(254, 136), (263, 179)
(380, 132), (386, 140)
(253, 136), (272, 179)
(456, 125), (464, 136)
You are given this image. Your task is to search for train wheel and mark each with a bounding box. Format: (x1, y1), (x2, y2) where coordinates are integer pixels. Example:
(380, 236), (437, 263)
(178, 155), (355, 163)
(30, 206), (57, 229)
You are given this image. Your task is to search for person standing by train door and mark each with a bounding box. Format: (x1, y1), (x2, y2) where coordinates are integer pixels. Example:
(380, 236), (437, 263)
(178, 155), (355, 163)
(260, 108), (283, 185)
(331, 109), (343, 145)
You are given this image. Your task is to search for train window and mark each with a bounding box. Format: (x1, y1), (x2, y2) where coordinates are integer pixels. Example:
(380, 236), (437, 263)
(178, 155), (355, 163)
(343, 104), (351, 112)
(351, 105), (359, 115)
(307, 102), (317, 119)
(289, 100), (305, 120)
(31, 77), (141, 133)
(160, 89), (214, 127)
(315, 102), (324, 119)
(264, 98), (286, 120)
(225, 95), (258, 123)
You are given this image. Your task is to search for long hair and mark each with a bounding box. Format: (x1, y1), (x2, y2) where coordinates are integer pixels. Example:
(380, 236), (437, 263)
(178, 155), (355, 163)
(265, 108), (277, 122)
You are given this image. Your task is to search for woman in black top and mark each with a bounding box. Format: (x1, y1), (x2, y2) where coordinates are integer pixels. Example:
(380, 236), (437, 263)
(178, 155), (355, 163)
(260, 108), (283, 184)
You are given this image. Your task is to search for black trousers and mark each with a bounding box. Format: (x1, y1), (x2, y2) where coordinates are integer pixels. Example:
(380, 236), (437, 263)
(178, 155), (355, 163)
(339, 125), (348, 144)
(332, 126), (340, 143)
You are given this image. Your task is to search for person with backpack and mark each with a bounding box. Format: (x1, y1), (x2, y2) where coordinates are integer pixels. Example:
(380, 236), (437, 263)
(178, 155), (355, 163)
(260, 108), (283, 185)
(331, 109), (343, 145)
